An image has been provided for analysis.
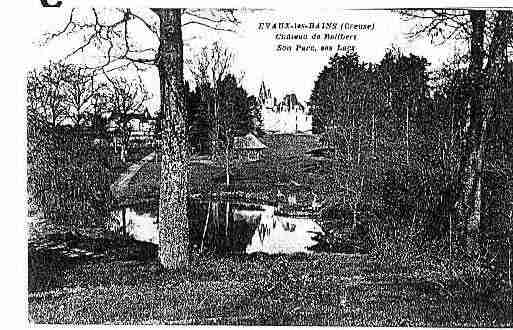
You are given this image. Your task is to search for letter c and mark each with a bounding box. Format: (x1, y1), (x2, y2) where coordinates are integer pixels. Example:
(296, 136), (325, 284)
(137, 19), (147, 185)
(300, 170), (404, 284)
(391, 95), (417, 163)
(41, 0), (63, 7)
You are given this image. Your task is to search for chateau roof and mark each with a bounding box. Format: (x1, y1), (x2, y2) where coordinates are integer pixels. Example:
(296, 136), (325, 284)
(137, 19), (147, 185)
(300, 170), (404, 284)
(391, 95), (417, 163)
(281, 93), (305, 111)
(258, 81), (273, 104)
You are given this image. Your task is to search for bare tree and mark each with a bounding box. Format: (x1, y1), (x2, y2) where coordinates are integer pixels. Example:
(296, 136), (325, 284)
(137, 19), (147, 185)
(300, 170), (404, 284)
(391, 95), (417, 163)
(40, 8), (240, 72)
(27, 62), (70, 127)
(28, 61), (107, 129)
(105, 76), (150, 163)
(41, 7), (240, 269)
(63, 65), (102, 127)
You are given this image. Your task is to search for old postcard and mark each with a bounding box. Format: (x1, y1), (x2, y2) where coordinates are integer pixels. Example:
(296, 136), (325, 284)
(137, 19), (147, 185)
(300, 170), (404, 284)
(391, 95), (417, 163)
(20, 0), (513, 326)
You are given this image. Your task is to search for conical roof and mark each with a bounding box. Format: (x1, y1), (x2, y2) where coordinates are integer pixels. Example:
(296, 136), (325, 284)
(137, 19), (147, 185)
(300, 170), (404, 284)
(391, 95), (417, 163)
(233, 133), (268, 150)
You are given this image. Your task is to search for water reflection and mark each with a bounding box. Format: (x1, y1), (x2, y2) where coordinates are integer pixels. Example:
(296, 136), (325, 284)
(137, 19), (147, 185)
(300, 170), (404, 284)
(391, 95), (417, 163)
(115, 207), (159, 244)
(244, 205), (323, 254)
(113, 200), (324, 255)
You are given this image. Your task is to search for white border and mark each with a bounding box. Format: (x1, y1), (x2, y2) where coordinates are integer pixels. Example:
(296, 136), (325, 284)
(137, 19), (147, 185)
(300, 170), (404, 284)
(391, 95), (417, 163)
(3, 1), (512, 330)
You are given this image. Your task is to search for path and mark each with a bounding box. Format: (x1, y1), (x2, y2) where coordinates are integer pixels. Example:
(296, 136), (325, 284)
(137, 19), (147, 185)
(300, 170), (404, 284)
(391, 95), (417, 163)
(111, 152), (156, 198)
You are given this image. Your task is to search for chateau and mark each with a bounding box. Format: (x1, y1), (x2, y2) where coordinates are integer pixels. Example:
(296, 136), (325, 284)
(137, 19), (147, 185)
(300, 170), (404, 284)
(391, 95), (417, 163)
(258, 81), (312, 134)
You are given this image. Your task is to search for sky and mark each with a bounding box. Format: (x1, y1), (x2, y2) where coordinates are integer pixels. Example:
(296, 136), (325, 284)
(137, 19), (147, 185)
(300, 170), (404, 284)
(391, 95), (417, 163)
(28, 7), (465, 113)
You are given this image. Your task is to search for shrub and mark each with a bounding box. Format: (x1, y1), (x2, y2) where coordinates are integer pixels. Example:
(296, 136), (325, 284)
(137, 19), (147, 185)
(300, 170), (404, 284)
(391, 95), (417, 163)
(368, 216), (426, 270)
(27, 119), (116, 232)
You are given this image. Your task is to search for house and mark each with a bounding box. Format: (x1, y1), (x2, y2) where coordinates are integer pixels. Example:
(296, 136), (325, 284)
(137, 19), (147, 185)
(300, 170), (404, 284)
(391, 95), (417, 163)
(106, 108), (157, 147)
(233, 133), (268, 162)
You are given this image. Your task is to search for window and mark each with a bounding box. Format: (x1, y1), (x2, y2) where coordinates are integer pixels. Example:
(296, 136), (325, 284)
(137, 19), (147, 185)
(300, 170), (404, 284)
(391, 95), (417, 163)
(248, 150), (259, 161)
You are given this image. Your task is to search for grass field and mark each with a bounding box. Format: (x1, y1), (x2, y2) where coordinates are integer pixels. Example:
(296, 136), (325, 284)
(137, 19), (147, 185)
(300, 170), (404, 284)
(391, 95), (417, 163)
(28, 235), (512, 325)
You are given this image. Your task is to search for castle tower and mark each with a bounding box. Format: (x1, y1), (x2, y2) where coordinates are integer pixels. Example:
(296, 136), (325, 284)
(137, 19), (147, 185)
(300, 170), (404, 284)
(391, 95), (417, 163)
(258, 81), (269, 105)
(258, 81), (275, 109)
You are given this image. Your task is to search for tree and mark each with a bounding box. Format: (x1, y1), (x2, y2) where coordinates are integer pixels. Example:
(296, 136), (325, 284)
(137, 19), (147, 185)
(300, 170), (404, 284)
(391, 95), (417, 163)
(40, 7), (240, 269)
(63, 65), (103, 127)
(105, 76), (150, 163)
(217, 73), (252, 185)
(247, 95), (262, 132)
(309, 52), (376, 227)
(27, 103), (115, 234)
(27, 62), (71, 127)
(135, 9), (187, 268)
(28, 61), (107, 129)
(89, 87), (111, 139)
(309, 50), (432, 231)
(184, 82), (210, 154)
(187, 40), (235, 155)
(378, 49), (430, 165)
(401, 9), (513, 254)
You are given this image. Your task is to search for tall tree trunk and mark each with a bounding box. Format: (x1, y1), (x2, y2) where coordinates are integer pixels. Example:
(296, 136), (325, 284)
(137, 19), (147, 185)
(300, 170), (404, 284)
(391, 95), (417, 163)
(508, 209), (512, 288)
(120, 138), (127, 163)
(371, 106), (376, 159)
(209, 100), (219, 156)
(200, 201), (211, 254)
(225, 143), (230, 186)
(225, 201), (230, 237)
(406, 104), (410, 166)
(214, 96), (219, 152)
(456, 10), (512, 255)
(155, 9), (189, 269)
(454, 10), (486, 253)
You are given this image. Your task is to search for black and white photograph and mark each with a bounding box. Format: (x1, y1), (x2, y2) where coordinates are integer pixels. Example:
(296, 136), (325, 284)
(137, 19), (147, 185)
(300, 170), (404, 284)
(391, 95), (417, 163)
(14, 0), (513, 326)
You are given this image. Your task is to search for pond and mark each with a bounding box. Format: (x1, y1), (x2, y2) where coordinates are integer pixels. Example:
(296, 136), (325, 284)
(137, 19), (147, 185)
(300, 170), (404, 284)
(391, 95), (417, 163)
(113, 200), (327, 255)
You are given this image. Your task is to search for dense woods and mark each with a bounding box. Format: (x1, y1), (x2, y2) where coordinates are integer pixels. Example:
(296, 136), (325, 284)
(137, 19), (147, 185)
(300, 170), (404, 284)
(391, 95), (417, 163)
(308, 10), (513, 288)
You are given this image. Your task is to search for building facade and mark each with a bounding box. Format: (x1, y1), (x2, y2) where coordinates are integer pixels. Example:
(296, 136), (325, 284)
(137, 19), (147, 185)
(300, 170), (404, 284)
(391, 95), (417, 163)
(258, 81), (312, 134)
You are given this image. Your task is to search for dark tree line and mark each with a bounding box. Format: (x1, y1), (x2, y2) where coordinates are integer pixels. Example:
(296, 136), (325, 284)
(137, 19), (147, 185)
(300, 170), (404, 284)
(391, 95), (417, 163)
(27, 108), (116, 233)
(399, 9), (513, 251)
(27, 65), (153, 237)
(180, 75), (258, 156)
(309, 50), (431, 230)
(308, 11), (512, 281)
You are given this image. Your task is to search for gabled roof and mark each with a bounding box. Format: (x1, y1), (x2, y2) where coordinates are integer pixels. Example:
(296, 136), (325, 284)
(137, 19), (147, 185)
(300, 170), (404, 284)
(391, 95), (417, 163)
(234, 133), (268, 150)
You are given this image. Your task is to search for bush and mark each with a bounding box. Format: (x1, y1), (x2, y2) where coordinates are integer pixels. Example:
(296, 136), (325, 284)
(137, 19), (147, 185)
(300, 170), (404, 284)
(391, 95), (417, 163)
(27, 120), (116, 232)
(368, 214), (510, 298)
(368, 217), (426, 270)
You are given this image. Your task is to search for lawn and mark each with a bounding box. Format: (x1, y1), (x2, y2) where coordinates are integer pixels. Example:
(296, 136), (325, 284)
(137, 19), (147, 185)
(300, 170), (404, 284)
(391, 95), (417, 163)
(114, 133), (335, 206)
(28, 236), (512, 325)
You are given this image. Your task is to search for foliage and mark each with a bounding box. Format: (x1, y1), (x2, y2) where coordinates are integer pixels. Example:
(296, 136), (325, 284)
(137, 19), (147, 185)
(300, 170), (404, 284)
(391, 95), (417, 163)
(185, 75), (256, 155)
(308, 50), (432, 229)
(27, 118), (116, 232)
(184, 83), (213, 154)
(217, 74), (253, 139)
(186, 42), (259, 155)
(308, 45), (513, 295)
